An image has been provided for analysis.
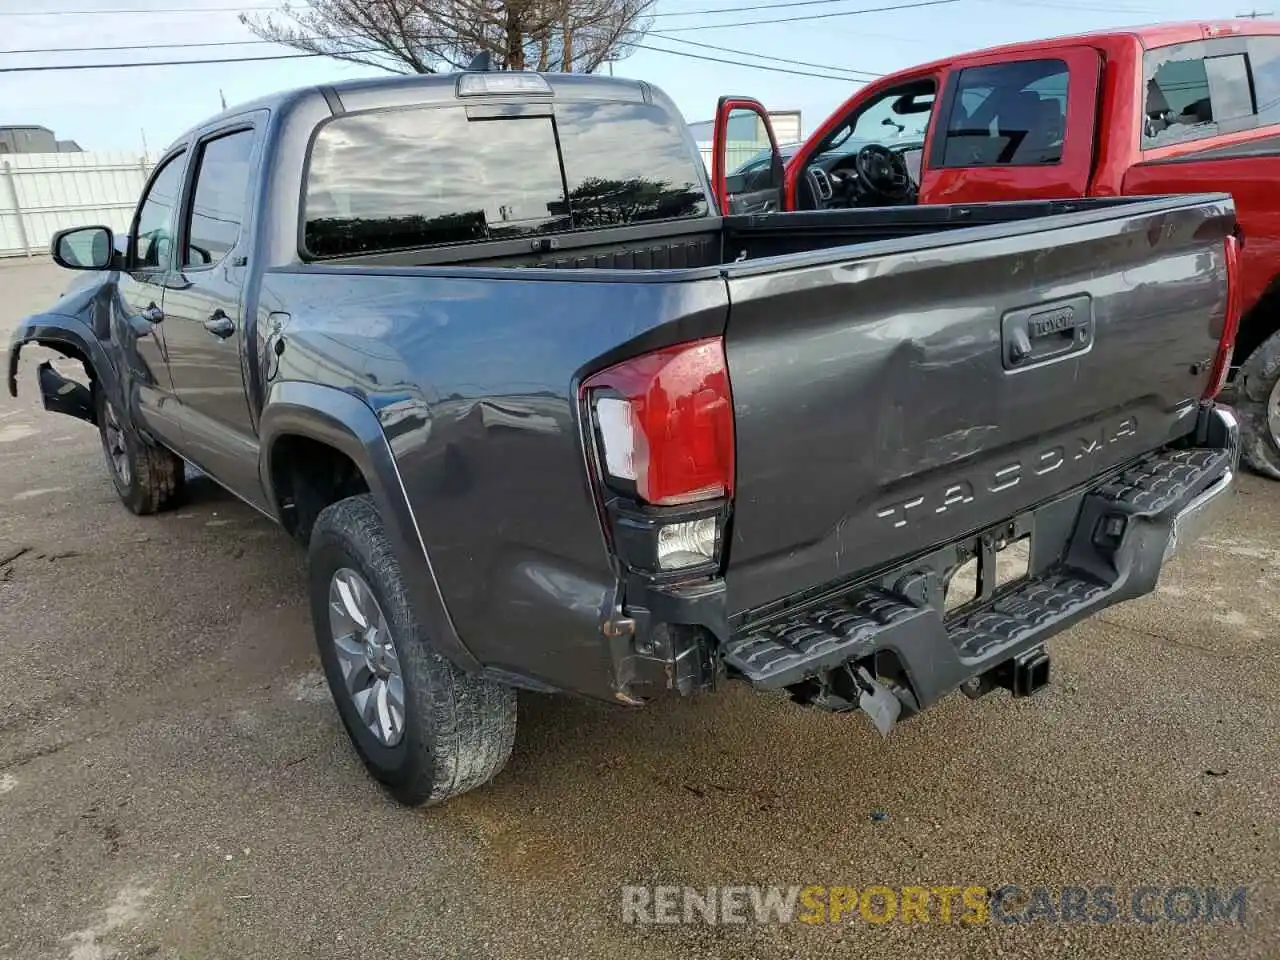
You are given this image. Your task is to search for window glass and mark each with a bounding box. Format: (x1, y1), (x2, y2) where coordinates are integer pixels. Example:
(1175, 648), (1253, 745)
(848, 88), (934, 145)
(303, 100), (709, 258)
(942, 59), (1069, 166)
(806, 82), (934, 168)
(1249, 36), (1280, 125)
(556, 101), (708, 228)
(133, 152), (185, 269)
(305, 108), (568, 257)
(1143, 45), (1254, 147)
(186, 129), (254, 267)
(1207, 55), (1255, 121)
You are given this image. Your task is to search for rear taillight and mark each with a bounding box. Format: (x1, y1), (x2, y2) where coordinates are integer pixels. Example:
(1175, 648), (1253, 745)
(581, 337), (735, 507)
(1203, 234), (1243, 402)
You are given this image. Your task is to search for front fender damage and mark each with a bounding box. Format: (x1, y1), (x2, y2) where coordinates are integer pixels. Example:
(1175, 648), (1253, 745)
(8, 314), (106, 425)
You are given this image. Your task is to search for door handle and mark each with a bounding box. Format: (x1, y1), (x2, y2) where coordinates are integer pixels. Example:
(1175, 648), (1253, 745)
(141, 303), (164, 324)
(203, 312), (235, 339)
(1001, 296), (1093, 371)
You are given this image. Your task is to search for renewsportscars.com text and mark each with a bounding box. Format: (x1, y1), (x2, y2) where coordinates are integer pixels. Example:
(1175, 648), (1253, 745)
(621, 884), (1249, 926)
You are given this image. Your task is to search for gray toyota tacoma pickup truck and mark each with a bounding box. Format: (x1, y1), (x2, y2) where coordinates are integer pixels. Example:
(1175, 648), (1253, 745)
(7, 70), (1243, 807)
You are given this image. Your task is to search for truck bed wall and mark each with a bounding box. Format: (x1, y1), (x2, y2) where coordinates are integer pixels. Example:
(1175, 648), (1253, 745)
(299, 197), (1145, 272)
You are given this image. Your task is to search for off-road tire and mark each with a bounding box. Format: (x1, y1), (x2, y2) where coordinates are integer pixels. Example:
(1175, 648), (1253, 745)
(307, 493), (517, 806)
(1235, 330), (1280, 481)
(94, 387), (185, 515)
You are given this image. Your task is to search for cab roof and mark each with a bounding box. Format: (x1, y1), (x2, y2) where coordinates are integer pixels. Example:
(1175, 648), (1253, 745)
(170, 70), (652, 149)
(888, 18), (1280, 78)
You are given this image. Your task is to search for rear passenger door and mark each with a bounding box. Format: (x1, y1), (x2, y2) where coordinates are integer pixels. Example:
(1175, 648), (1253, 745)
(160, 117), (267, 508)
(918, 47), (1102, 204)
(1123, 36), (1280, 332)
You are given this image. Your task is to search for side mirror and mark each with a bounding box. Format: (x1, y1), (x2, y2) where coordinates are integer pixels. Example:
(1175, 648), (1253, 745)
(50, 225), (115, 271)
(712, 96), (783, 216)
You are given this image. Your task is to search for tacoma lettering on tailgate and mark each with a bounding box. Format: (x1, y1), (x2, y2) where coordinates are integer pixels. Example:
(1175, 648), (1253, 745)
(875, 417), (1138, 530)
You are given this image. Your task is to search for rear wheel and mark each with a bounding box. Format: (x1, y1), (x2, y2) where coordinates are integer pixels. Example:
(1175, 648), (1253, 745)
(307, 493), (517, 806)
(1235, 330), (1280, 480)
(94, 388), (185, 514)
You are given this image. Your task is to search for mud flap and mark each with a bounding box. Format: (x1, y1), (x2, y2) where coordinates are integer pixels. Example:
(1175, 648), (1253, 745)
(37, 360), (94, 424)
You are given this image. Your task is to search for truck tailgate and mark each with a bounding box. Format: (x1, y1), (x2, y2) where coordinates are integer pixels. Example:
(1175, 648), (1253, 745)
(722, 196), (1234, 618)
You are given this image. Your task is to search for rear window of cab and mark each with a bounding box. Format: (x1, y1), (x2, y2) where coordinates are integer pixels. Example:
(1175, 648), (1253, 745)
(302, 100), (710, 259)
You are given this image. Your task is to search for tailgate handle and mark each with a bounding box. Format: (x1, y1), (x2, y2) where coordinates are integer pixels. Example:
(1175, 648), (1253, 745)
(1002, 295), (1093, 371)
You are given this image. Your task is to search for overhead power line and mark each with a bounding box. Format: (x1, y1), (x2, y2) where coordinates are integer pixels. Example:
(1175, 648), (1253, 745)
(4, 37), (274, 55)
(0, 0), (945, 64)
(0, 38), (870, 83)
(2, 31), (885, 79)
(0, 0), (953, 16)
(0, 3), (275, 14)
(655, 0), (960, 32)
(654, 34), (883, 77)
(634, 41), (867, 81)
(0, 51), (325, 72)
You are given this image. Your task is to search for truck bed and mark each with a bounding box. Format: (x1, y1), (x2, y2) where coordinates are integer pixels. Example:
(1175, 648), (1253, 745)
(297, 196), (1147, 272)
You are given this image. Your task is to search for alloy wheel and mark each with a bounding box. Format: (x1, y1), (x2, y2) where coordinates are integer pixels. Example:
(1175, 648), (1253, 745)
(102, 400), (131, 486)
(327, 568), (406, 747)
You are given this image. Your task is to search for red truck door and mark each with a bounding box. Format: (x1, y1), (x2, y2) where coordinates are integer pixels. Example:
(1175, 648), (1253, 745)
(917, 46), (1102, 204)
(710, 96), (783, 215)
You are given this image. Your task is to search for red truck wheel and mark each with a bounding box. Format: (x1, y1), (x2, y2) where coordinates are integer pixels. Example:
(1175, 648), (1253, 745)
(1236, 331), (1280, 481)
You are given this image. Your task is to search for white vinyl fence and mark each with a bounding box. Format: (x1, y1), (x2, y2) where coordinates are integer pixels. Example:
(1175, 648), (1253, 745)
(0, 151), (158, 258)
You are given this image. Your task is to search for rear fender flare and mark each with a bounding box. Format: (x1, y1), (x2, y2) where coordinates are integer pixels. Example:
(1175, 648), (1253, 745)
(258, 381), (479, 673)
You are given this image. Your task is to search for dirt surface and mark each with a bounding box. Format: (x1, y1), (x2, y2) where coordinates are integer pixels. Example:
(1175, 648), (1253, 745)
(1, 257), (1277, 960)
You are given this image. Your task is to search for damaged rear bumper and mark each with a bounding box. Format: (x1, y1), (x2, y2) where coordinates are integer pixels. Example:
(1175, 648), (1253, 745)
(613, 404), (1239, 719)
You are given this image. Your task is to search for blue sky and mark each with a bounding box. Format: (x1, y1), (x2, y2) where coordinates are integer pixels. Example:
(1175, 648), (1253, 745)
(0, 0), (1257, 152)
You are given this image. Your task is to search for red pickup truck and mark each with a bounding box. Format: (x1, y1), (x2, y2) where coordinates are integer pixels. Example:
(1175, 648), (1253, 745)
(713, 19), (1279, 477)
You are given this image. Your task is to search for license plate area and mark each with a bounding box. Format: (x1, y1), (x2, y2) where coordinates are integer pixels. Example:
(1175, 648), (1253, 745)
(943, 519), (1033, 620)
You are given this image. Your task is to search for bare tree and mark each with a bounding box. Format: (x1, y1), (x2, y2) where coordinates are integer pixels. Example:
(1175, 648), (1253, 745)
(239, 0), (656, 75)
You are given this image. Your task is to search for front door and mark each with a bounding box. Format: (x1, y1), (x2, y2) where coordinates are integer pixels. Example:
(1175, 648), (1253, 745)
(159, 123), (266, 508)
(118, 148), (187, 448)
(712, 97), (783, 215)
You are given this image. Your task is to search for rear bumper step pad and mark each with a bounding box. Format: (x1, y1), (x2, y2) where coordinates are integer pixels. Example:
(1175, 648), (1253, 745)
(723, 428), (1237, 702)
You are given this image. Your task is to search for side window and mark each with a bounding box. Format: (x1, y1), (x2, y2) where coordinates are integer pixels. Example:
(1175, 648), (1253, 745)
(1249, 36), (1280, 126)
(1143, 43), (1255, 147)
(185, 129), (255, 267)
(132, 151), (186, 269)
(941, 59), (1069, 166)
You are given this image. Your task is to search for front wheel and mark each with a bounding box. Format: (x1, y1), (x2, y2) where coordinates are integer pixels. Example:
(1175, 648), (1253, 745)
(94, 387), (185, 514)
(307, 494), (517, 806)
(1235, 330), (1280, 480)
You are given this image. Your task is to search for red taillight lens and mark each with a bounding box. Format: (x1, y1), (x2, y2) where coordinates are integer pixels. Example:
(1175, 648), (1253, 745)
(1203, 234), (1243, 402)
(582, 337), (735, 506)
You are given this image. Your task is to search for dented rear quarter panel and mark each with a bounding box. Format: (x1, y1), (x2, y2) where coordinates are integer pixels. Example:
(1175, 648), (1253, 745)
(259, 265), (730, 696)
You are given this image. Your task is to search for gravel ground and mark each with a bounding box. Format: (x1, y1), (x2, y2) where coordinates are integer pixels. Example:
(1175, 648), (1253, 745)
(1, 258), (1277, 960)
